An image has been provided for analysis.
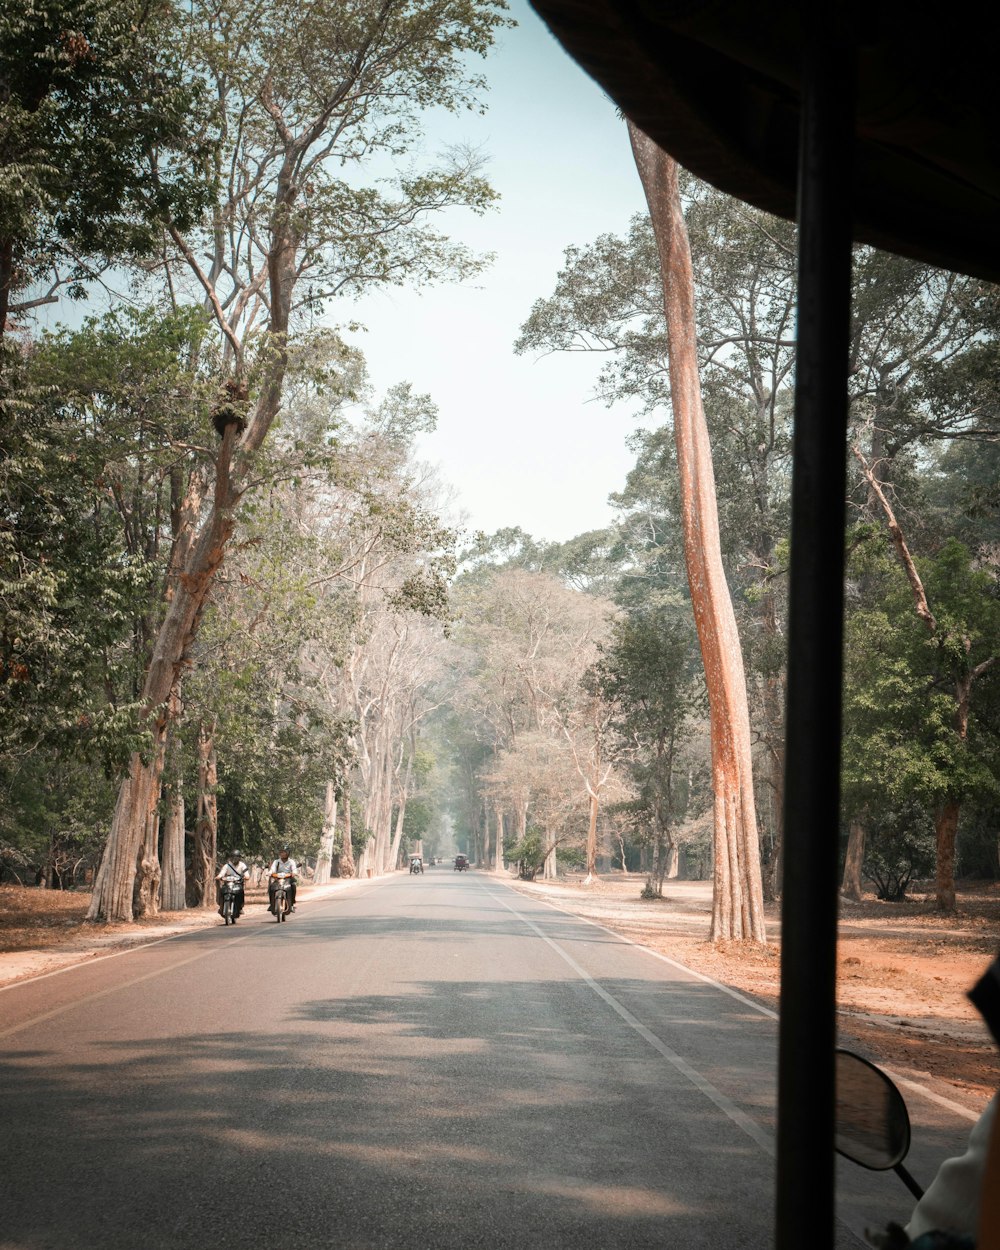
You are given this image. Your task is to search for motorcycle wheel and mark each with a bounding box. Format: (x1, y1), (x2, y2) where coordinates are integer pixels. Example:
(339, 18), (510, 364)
(222, 896), (232, 924)
(275, 896), (283, 922)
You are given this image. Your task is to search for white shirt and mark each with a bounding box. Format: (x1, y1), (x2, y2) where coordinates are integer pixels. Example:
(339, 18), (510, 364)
(269, 857), (297, 875)
(216, 860), (249, 882)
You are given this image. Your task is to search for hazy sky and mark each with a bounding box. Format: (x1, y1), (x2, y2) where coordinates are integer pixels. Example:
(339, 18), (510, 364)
(343, 0), (652, 544)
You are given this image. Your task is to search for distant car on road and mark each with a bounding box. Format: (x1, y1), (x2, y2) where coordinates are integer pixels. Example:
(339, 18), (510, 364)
(454, 854), (468, 872)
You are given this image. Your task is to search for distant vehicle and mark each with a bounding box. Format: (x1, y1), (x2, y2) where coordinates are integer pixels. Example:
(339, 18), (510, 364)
(454, 854), (468, 872)
(409, 856), (424, 875)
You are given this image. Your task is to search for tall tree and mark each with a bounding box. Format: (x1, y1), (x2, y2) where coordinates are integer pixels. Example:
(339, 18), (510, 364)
(87, 0), (509, 921)
(626, 125), (765, 941)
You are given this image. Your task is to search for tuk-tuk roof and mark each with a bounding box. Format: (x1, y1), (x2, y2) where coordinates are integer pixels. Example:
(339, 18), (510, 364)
(531, 0), (1000, 283)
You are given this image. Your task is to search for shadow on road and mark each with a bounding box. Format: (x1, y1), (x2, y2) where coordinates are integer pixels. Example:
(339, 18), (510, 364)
(2, 972), (782, 1250)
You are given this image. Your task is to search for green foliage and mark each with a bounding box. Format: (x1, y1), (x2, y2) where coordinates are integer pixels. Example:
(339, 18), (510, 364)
(589, 608), (701, 850)
(0, 0), (211, 311)
(0, 307), (211, 766)
(0, 751), (117, 883)
(843, 538), (1000, 819)
(507, 831), (545, 881)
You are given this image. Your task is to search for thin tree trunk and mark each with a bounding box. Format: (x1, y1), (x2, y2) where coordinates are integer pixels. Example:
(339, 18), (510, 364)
(482, 806), (492, 870)
(841, 820), (865, 903)
(315, 781), (337, 885)
(935, 799), (960, 912)
(341, 789), (356, 878)
(0, 237), (13, 343)
(193, 724), (218, 908)
(160, 779), (187, 911)
(628, 122), (766, 944)
(388, 750), (413, 871)
(583, 791), (599, 884)
(495, 809), (504, 874)
(763, 589), (786, 902)
(617, 833), (629, 874)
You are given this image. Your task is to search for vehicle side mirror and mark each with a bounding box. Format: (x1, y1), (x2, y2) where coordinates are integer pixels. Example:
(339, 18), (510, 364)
(835, 1049), (910, 1170)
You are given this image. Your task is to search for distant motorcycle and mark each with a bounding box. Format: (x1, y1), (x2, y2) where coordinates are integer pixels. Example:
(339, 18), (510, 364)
(409, 856), (424, 874)
(270, 872), (293, 922)
(219, 878), (243, 925)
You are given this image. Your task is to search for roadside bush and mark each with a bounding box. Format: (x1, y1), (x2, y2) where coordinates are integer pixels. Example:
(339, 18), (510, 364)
(508, 831), (545, 881)
(863, 801), (935, 901)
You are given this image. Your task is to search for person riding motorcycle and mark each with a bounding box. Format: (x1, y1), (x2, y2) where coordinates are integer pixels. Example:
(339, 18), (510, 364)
(216, 850), (249, 920)
(268, 846), (298, 914)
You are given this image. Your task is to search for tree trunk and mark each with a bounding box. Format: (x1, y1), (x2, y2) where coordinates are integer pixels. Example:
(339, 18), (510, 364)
(628, 122), (766, 944)
(315, 781), (337, 885)
(543, 831), (557, 879)
(0, 237), (13, 342)
(88, 744), (166, 923)
(160, 781), (186, 911)
(134, 801), (162, 919)
(841, 820), (865, 903)
(763, 589), (786, 902)
(935, 799), (960, 912)
(388, 750), (413, 872)
(583, 790), (599, 884)
(495, 808), (505, 874)
(482, 806), (492, 871)
(193, 725), (218, 908)
(340, 790), (356, 878)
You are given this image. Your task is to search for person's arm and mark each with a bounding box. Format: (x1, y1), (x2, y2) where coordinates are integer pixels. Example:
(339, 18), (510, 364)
(906, 1095), (998, 1240)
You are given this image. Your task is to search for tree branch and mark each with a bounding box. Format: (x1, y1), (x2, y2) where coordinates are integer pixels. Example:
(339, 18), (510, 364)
(852, 444), (937, 633)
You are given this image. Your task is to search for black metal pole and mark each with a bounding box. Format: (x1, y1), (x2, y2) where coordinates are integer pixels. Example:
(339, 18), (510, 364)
(775, 12), (856, 1250)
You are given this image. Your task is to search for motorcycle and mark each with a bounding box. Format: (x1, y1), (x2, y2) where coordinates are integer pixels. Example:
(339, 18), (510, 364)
(409, 856), (423, 874)
(270, 872), (293, 922)
(454, 854), (468, 871)
(219, 878), (243, 925)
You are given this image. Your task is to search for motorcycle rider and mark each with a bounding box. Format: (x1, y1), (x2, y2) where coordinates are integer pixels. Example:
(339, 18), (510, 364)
(268, 845), (298, 914)
(216, 849), (249, 920)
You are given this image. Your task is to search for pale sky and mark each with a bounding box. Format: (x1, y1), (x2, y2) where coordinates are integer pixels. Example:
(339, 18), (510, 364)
(343, 0), (652, 545)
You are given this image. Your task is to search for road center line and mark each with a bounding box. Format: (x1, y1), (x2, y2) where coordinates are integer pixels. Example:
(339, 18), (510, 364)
(486, 887), (776, 1157)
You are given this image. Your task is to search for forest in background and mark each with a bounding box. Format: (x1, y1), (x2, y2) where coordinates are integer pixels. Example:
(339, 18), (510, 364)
(2, 0), (1000, 930)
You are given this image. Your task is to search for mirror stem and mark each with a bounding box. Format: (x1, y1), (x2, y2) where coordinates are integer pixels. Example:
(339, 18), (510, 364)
(894, 1163), (924, 1202)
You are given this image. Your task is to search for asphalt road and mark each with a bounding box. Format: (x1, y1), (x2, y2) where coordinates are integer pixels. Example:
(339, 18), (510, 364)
(0, 870), (982, 1250)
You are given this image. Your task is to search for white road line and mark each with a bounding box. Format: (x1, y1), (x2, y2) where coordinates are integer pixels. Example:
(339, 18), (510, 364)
(495, 881), (982, 1124)
(487, 887), (776, 1157)
(0, 879), (381, 1038)
(0, 928), (264, 1041)
(515, 886), (779, 1018)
